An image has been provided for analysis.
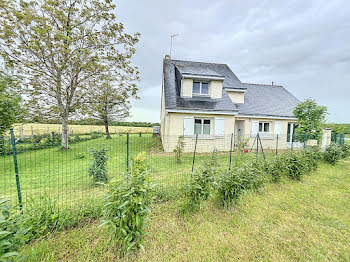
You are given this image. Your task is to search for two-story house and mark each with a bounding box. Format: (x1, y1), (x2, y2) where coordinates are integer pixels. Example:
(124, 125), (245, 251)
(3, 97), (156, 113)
(160, 56), (302, 152)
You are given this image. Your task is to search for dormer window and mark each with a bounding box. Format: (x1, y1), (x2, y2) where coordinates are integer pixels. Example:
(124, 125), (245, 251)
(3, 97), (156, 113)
(193, 81), (209, 95)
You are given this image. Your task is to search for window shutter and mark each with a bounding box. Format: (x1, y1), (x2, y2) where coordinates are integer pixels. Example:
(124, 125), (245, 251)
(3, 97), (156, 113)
(250, 120), (259, 137)
(183, 117), (194, 136)
(215, 118), (225, 137)
(274, 121), (283, 137)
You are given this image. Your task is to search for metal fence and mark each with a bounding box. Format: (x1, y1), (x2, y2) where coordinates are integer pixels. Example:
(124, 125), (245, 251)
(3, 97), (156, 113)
(0, 128), (346, 213)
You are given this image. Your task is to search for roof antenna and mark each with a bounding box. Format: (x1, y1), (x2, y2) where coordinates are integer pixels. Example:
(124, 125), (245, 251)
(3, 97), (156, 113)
(170, 34), (179, 58)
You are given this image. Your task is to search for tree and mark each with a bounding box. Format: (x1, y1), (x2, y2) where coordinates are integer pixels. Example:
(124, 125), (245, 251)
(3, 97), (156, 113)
(0, 72), (22, 136)
(0, 72), (22, 155)
(0, 0), (140, 149)
(293, 99), (328, 140)
(85, 81), (136, 139)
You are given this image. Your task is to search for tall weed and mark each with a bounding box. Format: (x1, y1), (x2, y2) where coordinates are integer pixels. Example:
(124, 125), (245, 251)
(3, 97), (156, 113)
(101, 152), (154, 256)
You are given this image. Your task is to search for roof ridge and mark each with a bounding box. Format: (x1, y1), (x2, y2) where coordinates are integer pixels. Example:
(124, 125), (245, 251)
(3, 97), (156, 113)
(170, 58), (227, 66)
(243, 82), (283, 87)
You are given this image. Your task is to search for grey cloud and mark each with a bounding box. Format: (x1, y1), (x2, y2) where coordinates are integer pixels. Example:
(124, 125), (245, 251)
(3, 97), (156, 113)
(116, 0), (350, 123)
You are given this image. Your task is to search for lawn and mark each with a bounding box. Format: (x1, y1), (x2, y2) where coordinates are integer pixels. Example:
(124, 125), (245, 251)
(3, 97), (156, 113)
(1, 134), (258, 209)
(22, 158), (350, 261)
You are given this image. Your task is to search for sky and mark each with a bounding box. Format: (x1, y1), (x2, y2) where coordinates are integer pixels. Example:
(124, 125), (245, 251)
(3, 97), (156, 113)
(116, 0), (350, 124)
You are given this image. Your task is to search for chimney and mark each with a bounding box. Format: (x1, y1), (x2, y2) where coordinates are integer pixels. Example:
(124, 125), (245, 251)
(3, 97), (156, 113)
(165, 54), (171, 60)
(272, 81), (274, 86)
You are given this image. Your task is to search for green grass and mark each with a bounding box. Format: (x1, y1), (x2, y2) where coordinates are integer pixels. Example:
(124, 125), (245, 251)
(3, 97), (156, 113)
(22, 158), (350, 261)
(1, 134), (259, 209)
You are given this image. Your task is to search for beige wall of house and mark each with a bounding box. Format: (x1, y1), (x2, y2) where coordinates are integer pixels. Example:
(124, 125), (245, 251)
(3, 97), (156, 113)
(161, 112), (235, 152)
(236, 117), (297, 150)
(182, 78), (193, 97)
(210, 80), (223, 99)
(161, 113), (333, 153)
(227, 91), (244, 103)
(181, 78), (223, 99)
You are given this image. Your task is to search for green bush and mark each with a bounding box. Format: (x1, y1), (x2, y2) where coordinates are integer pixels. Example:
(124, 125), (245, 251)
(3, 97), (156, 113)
(181, 152), (219, 214)
(0, 198), (29, 261)
(88, 146), (109, 183)
(303, 146), (323, 172)
(216, 163), (264, 208)
(341, 144), (350, 158)
(101, 152), (154, 256)
(324, 143), (343, 165)
(281, 152), (308, 180)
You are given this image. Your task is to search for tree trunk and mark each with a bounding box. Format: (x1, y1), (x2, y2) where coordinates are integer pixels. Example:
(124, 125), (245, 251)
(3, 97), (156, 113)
(104, 119), (111, 139)
(61, 118), (69, 149)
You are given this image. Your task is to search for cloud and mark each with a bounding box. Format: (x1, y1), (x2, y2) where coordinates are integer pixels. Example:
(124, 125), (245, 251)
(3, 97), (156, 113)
(116, 0), (350, 123)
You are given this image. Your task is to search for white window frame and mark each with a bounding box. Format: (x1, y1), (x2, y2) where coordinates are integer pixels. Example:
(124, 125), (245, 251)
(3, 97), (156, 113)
(194, 118), (212, 136)
(258, 122), (271, 134)
(192, 81), (210, 96)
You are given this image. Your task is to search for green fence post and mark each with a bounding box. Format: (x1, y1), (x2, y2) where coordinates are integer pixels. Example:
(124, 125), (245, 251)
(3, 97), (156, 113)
(191, 134), (198, 178)
(126, 133), (129, 173)
(10, 128), (23, 213)
(229, 133), (233, 171)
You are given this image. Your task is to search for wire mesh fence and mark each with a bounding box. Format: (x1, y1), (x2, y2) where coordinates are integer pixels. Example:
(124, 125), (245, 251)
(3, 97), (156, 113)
(0, 128), (346, 213)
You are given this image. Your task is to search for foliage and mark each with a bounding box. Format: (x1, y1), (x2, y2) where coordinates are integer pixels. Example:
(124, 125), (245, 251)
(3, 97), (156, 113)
(174, 136), (185, 163)
(341, 144), (350, 158)
(323, 123), (350, 134)
(0, 72), (22, 137)
(216, 163), (264, 208)
(88, 146), (109, 184)
(84, 82), (136, 139)
(0, 0), (140, 149)
(181, 151), (219, 214)
(0, 198), (28, 262)
(101, 152), (154, 256)
(293, 99), (328, 140)
(236, 137), (249, 153)
(22, 197), (102, 241)
(323, 143), (343, 165)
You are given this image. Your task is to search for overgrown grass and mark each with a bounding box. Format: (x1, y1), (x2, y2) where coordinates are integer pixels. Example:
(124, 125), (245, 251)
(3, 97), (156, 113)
(22, 158), (350, 261)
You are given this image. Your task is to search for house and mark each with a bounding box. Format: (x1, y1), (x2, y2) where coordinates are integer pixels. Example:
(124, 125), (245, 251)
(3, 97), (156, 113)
(160, 56), (309, 152)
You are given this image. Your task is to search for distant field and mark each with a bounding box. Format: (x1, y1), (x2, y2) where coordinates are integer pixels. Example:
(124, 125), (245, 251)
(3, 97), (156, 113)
(11, 123), (152, 137)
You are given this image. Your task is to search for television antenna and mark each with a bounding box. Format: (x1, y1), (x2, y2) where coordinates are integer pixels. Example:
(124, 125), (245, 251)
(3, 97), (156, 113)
(170, 34), (179, 58)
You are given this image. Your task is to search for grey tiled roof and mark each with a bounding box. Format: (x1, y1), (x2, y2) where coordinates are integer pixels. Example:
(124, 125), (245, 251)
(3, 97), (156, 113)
(236, 83), (300, 118)
(163, 59), (300, 117)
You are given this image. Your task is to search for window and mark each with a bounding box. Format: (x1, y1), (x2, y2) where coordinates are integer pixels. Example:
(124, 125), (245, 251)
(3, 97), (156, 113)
(193, 81), (209, 95)
(258, 122), (270, 133)
(194, 119), (211, 135)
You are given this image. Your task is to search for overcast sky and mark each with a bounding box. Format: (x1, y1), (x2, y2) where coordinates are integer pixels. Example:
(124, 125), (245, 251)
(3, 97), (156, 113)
(116, 0), (350, 123)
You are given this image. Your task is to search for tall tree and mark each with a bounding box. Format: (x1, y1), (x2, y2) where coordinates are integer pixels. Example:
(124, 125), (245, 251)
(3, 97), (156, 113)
(0, 72), (22, 154)
(0, 0), (139, 149)
(293, 98), (328, 139)
(85, 80), (136, 139)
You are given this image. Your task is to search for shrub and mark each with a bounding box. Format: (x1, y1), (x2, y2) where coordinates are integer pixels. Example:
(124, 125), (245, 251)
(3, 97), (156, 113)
(0, 198), (29, 261)
(341, 144), (350, 158)
(303, 146), (323, 171)
(281, 152), (308, 180)
(324, 143), (343, 165)
(88, 146), (108, 183)
(181, 152), (218, 214)
(216, 163), (264, 208)
(101, 152), (154, 256)
(174, 136), (185, 163)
